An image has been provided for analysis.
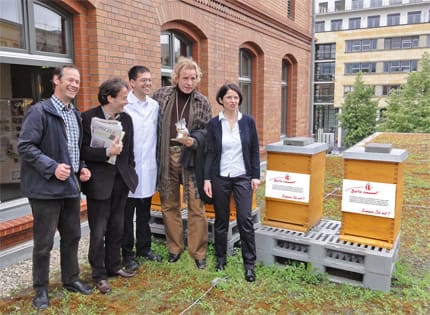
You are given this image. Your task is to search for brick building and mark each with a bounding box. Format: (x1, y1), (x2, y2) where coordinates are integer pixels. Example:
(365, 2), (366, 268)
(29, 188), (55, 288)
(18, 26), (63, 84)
(0, 0), (312, 207)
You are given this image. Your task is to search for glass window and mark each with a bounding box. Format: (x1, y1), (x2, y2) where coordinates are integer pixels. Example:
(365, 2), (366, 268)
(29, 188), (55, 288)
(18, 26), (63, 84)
(0, 0), (25, 49)
(316, 43), (336, 60)
(239, 49), (252, 115)
(331, 19), (343, 31)
(281, 61), (288, 136)
(407, 11), (421, 24)
(315, 62), (335, 81)
(370, 0), (382, 7)
(335, 0), (345, 11)
(344, 85), (353, 96)
(314, 83), (334, 103)
(382, 85), (401, 95)
(383, 60), (418, 72)
(351, 0), (363, 9)
(368, 15), (380, 28)
(319, 2), (328, 13)
(389, 0), (402, 4)
(313, 105), (338, 137)
(0, 0), (72, 57)
(345, 39), (376, 52)
(160, 31), (192, 86)
(315, 21), (325, 33)
(345, 62), (376, 74)
(349, 17), (361, 30)
(384, 36), (419, 49)
(387, 13), (400, 26)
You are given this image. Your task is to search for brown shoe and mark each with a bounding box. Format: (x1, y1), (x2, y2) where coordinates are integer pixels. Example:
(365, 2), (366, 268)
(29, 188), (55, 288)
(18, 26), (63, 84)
(115, 268), (136, 278)
(95, 280), (111, 294)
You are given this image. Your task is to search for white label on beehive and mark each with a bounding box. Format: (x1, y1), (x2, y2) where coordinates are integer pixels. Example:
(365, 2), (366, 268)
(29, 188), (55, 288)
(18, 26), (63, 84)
(342, 179), (396, 218)
(265, 170), (310, 203)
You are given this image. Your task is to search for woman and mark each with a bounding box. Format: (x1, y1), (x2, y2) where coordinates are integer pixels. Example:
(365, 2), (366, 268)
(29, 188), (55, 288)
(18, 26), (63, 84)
(203, 83), (260, 282)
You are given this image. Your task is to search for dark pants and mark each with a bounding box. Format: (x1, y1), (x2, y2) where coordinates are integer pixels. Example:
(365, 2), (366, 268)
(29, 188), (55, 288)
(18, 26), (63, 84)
(212, 175), (256, 268)
(87, 174), (129, 282)
(30, 198), (81, 289)
(122, 196), (152, 261)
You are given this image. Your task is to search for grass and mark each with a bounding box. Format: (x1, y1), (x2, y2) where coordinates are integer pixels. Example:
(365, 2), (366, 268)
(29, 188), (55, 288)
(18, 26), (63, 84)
(1, 132), (429, 314)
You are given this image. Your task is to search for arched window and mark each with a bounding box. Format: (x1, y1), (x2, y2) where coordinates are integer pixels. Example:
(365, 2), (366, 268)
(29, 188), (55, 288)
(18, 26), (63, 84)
(239, 49), (252, 115)
(0, 0), (74, 63)
(160, 31), (192, 86)
(281, 61), (288, 136)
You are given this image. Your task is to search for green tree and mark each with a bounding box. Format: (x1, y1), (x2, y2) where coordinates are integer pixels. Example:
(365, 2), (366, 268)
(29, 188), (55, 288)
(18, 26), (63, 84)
(337, 73), (378, 148)
(378, 52), (430, 133)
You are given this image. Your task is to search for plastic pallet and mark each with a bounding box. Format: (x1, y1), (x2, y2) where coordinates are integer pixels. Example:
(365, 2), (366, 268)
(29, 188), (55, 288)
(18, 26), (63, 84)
(255, 219), (399, 292)
(149, 210), (188, 238)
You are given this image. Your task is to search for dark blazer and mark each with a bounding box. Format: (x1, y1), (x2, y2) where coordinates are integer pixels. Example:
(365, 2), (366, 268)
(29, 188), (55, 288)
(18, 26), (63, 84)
(204, 114), (260, 181)
(81, 106), (138, 200)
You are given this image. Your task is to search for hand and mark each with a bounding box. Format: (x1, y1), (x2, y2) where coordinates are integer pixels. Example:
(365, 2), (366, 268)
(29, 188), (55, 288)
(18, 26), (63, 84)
(175, 136), (195, 148)
(251, 178), (260, 192)
(203, 180), (212, 198)
(79, 167), (91, 182)
(55, 163), (71, 181)
(108, 136), (123, 156)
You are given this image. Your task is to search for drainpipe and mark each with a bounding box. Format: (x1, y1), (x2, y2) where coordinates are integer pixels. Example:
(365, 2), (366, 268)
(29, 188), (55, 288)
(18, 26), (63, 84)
(309, 0), (316, 138)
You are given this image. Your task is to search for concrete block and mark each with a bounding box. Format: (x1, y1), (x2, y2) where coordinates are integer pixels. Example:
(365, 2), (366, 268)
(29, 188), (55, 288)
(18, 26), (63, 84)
(365, 143), (392, 153)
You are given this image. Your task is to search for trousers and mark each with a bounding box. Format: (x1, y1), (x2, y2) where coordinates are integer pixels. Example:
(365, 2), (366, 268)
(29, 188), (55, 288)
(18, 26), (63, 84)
(212, 174), (256, 268)
(160, 147), (207, 260)
(30, 197), (81, 289)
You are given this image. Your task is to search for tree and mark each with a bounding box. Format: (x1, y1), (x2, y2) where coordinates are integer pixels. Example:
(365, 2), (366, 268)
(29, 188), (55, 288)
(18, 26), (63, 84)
(337, 73), (378, 148)
(378, 52), (430, 133)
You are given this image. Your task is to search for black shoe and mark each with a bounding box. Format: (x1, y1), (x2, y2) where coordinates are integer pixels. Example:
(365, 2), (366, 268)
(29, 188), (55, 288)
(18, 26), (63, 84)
(245, 268), (256, 282)
(195, 258), (206, 269)
(123, 259), (139, 271)
(140, 251), (163, 262)
(63, 280), (93, 295)
(109, 268), (136, 278)
(215, 258), (226, 272)
(32, 288), (49, 309)
(168, 253), (181, 263)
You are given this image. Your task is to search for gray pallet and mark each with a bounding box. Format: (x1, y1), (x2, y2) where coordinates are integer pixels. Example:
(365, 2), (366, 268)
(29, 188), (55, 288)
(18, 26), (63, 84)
(255, 219), (399, 292)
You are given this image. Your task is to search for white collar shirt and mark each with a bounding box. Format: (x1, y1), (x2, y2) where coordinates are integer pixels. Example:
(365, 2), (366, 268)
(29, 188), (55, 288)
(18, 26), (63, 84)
(125, 91), (159, 198)
(219, 111), (246, 178)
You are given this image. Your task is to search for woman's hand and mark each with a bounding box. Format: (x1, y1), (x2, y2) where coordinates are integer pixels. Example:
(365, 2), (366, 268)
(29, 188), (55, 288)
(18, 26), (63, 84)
(251, 178), (260, 192)
(203, 180), (212, 198)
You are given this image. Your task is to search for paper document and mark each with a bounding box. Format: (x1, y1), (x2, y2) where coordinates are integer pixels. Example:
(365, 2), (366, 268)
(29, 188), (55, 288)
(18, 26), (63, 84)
(90, 117), (124, 165)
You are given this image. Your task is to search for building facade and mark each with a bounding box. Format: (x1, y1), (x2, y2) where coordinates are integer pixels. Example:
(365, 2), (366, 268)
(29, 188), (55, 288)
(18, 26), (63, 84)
(0, 0), (312, 204)
(313, 0), (430, 147)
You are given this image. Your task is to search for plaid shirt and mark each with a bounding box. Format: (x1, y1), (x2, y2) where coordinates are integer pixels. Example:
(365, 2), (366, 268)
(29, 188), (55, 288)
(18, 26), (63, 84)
(51, 95), (80, 172)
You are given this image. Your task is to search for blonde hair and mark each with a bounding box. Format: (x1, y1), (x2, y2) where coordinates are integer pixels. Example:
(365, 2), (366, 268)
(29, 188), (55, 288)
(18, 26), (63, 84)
(171, 57), (202, 85)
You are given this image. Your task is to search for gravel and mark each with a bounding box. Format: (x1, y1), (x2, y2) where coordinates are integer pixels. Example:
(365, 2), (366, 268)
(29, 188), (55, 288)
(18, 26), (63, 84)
(0, 234), (90, 298)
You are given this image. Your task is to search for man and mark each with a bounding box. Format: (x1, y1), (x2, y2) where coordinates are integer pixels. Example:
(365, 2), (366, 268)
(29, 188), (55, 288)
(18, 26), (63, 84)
(18, 65), (93, 310)
(121, 66), (162, 271)
(81, 78), (138, 294)
(153, 57), (211, 269)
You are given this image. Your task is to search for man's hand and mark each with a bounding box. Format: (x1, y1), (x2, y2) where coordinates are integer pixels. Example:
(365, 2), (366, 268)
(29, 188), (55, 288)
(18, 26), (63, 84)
(107, 136), (123, 156)
(175, 136), (195, 147)
(79, 167), (91, 182)
(203, 180), (212, 198)
(251, 178), (260, 192)
(55, 163), (71, 181)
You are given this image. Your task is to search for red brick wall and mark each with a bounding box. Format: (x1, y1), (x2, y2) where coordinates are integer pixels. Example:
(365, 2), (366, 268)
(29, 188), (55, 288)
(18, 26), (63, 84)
(63, 0), (312, 146)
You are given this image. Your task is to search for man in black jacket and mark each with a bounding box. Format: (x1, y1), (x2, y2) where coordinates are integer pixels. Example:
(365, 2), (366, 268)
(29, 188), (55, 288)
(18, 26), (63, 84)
(18, 65), (93, 310)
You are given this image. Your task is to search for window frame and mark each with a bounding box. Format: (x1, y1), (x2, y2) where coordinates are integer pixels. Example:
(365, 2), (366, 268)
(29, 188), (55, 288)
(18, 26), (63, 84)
(387, 13), (400, 26)
(238, 49), (253, 115)
(407, 11), (421, 24)
(367, 15), (380, 28)
(331, 19), (343, 31)
(349, 17), (361, 30)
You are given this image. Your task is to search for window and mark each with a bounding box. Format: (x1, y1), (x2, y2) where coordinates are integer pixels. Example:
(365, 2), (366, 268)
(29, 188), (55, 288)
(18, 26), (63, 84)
(345, 39), (377, 52)
(319, 2), (328, 13)
(344, 85), (353, 96)
(351, 0), (363, 9)
(331, 19), (343, 31)
(315, 21), (325, 33)
(315, 62), (335, 81)
(335, 0), (345, 11)
(239, 49), (253, 115)
(313, 105), (338, 135)
(368, 15), (380, 28)
(0, 0), (73, 58)
(370, 0), (382, 7)
(316, 43), (336, 60)
(281, 61), (288, 136)
(160, 31), (192, 86)
(314, 83), (334, 103)
(387, 13), (400, 26)
(345, 62), (376, 74)
(389, 0), (402, 4)
(349, 17), (361, 30)
(407, 11), (421, 24)
(383, 60), (418, 73)
(382, 85), (401, 96)
(384, 36), (419, 49)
